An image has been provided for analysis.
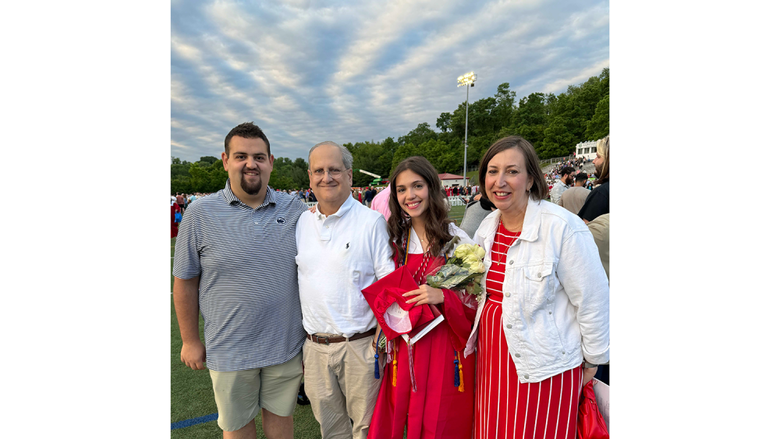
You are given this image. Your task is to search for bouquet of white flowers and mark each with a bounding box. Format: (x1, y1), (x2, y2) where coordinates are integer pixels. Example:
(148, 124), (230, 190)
(426, 236), (487, 301)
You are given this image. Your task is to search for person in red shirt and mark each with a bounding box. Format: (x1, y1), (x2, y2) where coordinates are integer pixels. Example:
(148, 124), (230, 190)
(171, 197), (181, 238)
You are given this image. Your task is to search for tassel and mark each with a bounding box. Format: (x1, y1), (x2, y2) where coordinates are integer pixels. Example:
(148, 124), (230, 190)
(392, 346), (398, 387)
(453, 350), (460, 388)
(457, 351), (465, 393)
(374, 329), (382, 379)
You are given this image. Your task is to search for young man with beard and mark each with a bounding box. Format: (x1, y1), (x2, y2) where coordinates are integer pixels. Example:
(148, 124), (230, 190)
(549, 166), (576, 205)
(578, 135), (610, 224)
(295, 141), (395, 439)
(173, 122), (307, 439)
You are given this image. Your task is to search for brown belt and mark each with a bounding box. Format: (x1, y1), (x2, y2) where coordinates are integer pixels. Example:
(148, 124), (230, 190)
(306, 328), (375, 345)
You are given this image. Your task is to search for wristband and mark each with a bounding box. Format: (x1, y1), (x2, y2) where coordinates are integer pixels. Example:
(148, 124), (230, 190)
(583, 361), (598, 369)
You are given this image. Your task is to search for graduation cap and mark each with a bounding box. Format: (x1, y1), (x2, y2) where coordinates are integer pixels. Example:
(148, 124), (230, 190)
(361, 265), (436, 340)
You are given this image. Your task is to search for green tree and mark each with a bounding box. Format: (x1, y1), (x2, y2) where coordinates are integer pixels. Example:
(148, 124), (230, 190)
(540, 116), (576, 159)
(351, 140), (393, 187)
(493, 82), (516, 130)
(188, 159), (228, 193)
(399, 123), (437, 146)
(436, 112), (452, 133)
(584, 94), (609, 140)
(198, 156), (219, 165)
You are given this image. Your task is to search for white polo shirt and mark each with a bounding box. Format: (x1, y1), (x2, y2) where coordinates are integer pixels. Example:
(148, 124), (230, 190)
(295, 196), (395, 337)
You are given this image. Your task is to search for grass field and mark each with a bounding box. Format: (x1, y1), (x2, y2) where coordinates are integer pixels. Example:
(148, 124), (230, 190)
(171, 207), (467, 437)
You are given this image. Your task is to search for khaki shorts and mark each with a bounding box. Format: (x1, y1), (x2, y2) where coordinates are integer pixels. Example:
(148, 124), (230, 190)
(209, 352), (303, 431)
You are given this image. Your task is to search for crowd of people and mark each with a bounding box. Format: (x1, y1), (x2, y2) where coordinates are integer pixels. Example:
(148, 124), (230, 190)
(172, 121), (610, 439)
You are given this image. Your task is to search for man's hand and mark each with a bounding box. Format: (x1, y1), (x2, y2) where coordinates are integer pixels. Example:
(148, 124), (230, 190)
(181, 340), (207, 370)
(583, 364), (598, 387)
(403, 285), (444, 306)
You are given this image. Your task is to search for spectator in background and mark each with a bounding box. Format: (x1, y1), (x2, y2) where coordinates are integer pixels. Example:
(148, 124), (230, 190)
(459, 193), (496, 239)
(559, 172), (590, 215)
(171, 197), (181, 238)
(370, 186), (391, 220)
(176, 192), (186, 212)
(586, 212), (610, 385)
(578, 135), (610, 224)
(550, 166), (575, 205)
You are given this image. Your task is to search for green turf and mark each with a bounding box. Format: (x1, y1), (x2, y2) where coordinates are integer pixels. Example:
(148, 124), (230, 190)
(449, 204), (466, 226)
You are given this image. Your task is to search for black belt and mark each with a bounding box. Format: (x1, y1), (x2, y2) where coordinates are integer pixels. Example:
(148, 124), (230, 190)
(306, 328), (375, 345)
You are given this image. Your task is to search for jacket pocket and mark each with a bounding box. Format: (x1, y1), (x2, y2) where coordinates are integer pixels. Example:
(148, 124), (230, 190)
(523, 262), (554, 309)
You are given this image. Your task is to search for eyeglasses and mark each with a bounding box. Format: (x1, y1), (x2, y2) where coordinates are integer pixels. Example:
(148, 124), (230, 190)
(311, 167), (345, 178)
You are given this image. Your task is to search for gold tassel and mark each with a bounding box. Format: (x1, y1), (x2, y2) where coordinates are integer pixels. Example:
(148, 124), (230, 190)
(457, 352), (465, 393)
(392, 343), (398, 387)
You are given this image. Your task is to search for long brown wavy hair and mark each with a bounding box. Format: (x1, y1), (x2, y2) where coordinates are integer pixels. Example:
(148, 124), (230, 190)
(387, 156), (454, 260)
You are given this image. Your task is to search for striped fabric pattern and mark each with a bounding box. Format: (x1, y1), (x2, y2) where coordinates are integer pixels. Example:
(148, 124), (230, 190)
(173, 180), (308, 372)
(474, 221), (582, 439)
(475, 298), (582, 439)
(485, 222), (522, 299)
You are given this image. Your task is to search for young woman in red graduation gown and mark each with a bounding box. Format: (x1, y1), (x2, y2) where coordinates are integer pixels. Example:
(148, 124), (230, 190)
(368, 156), (477, 439)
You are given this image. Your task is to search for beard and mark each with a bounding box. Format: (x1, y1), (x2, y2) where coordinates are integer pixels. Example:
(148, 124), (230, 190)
(240, 170), (263, 195)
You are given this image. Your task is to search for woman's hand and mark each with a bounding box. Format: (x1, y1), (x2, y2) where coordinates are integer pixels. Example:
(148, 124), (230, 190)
(403, 285), (444, 306)
(308, 204), (317, 213)
(582, 364), (598, 387)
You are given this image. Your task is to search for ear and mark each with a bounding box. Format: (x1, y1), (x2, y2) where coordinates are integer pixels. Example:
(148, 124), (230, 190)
(269, 154), (275, 169)
(347, 169), (353, 185)
(221, 152), (229, 171)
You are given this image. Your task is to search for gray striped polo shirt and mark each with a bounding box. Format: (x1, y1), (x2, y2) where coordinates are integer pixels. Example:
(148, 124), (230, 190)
(173, 180), (307, 371)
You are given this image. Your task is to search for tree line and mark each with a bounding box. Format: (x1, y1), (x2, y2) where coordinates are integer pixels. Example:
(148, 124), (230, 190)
(172, 68), (609, 193)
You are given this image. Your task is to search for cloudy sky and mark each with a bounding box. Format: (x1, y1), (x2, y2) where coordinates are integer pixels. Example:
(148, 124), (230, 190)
(171, 0), (609, 163)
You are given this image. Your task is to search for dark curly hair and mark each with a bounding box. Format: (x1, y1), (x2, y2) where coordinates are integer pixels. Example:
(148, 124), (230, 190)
(387, 156), (454, 260)
(224, 122), (270, 155)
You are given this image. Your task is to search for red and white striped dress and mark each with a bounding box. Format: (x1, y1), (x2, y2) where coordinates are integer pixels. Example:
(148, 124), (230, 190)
(474, 220), (582, 439)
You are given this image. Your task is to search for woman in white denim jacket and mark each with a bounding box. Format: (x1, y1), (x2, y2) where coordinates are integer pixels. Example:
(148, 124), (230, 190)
(465, 136), (609, 439)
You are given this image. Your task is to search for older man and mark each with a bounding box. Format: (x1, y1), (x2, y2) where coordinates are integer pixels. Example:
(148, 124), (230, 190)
(295, 141), (395, 439)
(173, 122), (307, 439)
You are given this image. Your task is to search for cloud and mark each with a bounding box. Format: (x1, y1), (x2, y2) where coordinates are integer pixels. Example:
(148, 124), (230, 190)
(171, 0), (609, 162)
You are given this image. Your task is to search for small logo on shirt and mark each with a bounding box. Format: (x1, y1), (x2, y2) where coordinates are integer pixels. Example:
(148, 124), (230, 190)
(276, 217), (286, 224)
(345, 242), (350, 249)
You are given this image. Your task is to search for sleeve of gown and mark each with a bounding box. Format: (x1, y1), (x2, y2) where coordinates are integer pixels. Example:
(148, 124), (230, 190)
(439, 287), (476, 351)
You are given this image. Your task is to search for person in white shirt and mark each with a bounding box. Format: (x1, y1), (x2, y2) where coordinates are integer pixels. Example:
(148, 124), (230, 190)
(295, 141), (395, 439)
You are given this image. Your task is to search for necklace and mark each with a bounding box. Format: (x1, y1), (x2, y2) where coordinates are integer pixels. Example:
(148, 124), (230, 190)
(403, 228), (432, 285)
(494, 219), (522, 269)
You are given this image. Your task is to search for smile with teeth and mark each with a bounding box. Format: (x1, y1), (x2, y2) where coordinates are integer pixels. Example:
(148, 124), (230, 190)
(406, 201), (421, 209)
(494, 191), (510, 197)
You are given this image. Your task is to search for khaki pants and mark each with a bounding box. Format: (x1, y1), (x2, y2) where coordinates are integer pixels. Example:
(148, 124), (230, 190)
(303, 336), (382, 439)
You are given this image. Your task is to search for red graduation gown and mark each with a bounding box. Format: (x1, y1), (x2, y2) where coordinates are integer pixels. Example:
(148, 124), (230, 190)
(368, 254), (476, 439)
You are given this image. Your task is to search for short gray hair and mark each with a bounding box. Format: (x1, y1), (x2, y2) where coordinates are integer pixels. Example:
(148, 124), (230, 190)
(308, 141), (353, 170)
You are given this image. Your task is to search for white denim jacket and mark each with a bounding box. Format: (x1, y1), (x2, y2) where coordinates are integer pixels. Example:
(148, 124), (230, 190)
(464, 197), (609, 383)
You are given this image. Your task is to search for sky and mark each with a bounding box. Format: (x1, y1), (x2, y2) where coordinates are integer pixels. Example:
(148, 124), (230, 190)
(5, 2), (780, 436)
(171, 0), (609, 163)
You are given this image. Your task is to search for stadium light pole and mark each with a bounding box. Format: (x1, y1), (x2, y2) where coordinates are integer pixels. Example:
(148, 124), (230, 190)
(457, 72), (476, 188)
